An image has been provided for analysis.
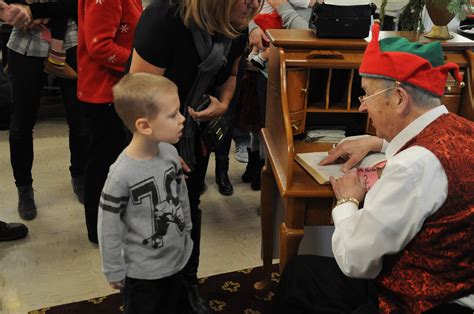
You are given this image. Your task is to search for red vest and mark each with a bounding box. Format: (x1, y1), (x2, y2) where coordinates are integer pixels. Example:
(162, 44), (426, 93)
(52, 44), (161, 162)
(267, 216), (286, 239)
(376, 113), (474, 313)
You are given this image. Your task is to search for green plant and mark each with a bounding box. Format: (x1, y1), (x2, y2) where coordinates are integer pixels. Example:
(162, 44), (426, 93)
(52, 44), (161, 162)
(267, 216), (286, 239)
(380, 0), (473, 31)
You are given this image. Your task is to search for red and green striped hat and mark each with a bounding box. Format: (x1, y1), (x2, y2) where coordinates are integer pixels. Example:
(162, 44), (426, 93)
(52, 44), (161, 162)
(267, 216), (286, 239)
(359, 21), (464, 97)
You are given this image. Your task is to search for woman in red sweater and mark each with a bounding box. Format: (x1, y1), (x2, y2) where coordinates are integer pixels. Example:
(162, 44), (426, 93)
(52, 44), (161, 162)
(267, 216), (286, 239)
(77, 0), (142, 243)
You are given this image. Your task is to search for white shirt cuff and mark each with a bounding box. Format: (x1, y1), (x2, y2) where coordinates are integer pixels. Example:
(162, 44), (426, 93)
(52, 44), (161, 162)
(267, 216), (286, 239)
(381, 139), (389, 153)
(332, 202), (358, 224)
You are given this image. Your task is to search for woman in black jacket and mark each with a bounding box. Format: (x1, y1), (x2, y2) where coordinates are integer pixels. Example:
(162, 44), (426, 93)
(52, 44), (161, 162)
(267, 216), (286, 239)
(129, 0), (261, 312)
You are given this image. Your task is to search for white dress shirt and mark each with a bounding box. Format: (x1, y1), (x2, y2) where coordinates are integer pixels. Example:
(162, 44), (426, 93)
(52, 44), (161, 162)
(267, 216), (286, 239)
(331, 105), (473, 309)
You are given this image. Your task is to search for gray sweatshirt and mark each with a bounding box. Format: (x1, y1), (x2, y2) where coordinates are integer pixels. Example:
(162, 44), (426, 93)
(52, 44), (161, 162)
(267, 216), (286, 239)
(98, 142), (193, 283)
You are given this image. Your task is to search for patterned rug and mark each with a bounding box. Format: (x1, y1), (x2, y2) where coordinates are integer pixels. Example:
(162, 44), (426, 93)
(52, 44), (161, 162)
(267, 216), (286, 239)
(29, 264), (279, 314)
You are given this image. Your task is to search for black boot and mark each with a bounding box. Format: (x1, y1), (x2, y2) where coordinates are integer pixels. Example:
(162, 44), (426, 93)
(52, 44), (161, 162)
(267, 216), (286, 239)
(185, 283), (211, 314)
(0, 221), (28, 241)
(183, 210), (210, 313)
(242, 148), (260, 183)
(251, 158), (264, 191)
(215, 157), (233, 196)
(17, 185), (37, 220)
(71, 176), (84, 204)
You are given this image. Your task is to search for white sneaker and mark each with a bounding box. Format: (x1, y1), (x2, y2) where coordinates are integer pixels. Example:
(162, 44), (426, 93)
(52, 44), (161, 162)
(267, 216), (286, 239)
(235, 144), (248, 163)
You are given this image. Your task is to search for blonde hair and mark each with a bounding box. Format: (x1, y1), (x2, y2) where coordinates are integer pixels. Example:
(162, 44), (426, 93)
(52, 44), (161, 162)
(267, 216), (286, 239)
(113, 73), (178, 131)
(179, 0), (260, 39)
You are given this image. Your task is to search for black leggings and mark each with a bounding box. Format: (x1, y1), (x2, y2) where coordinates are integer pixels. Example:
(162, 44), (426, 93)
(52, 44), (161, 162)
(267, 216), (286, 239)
(29, 0), (78, 40)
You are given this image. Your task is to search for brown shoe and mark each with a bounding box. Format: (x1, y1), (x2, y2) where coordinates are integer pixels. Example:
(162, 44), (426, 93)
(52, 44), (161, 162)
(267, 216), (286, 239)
(44, 61), (77, 80)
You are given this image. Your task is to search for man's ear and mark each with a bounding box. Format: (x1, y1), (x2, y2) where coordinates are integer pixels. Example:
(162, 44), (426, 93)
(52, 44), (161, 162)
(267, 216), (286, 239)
(135, 118), (152, 136)
(395, 87), (410, 115)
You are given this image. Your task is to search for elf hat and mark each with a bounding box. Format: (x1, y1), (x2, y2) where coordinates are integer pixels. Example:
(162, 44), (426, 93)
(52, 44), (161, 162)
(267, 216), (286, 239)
(359, 21), (464, 97)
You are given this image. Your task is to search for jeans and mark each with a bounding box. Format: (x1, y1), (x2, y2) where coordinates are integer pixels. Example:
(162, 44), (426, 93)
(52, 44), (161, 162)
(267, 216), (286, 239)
(8, 47), (88, 187)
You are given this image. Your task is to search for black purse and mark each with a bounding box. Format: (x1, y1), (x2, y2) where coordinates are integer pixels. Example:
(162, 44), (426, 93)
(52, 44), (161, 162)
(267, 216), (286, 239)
(194, 94), (228, 149)
(309, 3), (376, 39)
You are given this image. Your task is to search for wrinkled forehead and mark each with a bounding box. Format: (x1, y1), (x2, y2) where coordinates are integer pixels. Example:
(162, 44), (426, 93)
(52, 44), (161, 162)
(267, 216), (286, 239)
(361, 77), (383, 91)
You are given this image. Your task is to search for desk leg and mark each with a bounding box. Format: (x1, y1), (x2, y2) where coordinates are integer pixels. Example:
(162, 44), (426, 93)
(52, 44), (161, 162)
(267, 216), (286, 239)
(279, 197), (305, 273)
(254, 163), (275, 294)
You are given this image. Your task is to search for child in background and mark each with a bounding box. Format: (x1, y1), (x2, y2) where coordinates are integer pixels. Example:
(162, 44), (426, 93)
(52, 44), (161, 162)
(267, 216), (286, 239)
(98, 73), (192, 314)
(249, 0), (316, 69)
(27, 0), (78, 79)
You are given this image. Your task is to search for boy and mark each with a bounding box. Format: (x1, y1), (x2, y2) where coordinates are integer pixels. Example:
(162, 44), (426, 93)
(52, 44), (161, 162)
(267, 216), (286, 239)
(98, 73), (192, 314)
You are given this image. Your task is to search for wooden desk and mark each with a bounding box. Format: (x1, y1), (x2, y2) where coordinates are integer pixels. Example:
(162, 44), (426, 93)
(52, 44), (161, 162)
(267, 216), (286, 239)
(255, 29), (474, 293)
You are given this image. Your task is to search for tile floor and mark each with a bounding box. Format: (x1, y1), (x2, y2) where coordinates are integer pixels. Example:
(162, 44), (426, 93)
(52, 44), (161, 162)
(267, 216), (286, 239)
(0, 121), (263, 314)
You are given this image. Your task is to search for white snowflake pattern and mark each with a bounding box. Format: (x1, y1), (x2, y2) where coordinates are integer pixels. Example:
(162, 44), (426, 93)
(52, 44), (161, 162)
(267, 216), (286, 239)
(96, 0), (104, 5)
(92, 37), (98, 43)
(107, 54), (117, 63)
(78, 91), (84, 98)
(119, 24), (129, 33)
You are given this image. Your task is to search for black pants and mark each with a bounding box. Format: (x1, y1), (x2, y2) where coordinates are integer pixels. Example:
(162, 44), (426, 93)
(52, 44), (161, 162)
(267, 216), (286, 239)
(275, 255), (472, 314)
(214, 54), (246, 160)
(122, 272), (186, 314)
(275, 255), (378, 314)
(8, 47), (88, 187)
(0, 63), (11, 130)
(181, 133), (210, 284)
(82, 103), (127, 243)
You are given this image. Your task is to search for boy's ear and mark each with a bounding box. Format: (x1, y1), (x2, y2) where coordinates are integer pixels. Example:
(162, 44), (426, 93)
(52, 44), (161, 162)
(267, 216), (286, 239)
(135, 118), (152, 135)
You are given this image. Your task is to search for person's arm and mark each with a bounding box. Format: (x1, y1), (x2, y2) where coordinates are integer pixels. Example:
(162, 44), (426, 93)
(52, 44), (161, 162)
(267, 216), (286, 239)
(82, 0), (130, 73)
(129, 49), (166, 75)
(319, 136), (384, 172)
(188, 53), (241, 122)
(129, 5), (171, 75)
(28, 2), (65, 19)
(0, 2), (31, 27)
(268, 0), (309, 29)
(98, 174), (129, 289)
(249, 21), (269, 51)
(330, 147), (448, 278)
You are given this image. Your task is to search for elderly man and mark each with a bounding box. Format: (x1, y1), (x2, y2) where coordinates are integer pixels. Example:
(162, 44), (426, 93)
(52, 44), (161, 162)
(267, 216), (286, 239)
(275, 22), (473, 314)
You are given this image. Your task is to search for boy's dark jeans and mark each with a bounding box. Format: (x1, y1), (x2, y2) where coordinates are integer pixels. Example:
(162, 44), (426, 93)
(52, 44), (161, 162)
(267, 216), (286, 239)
(8, 47), (88, 187)
(122, 272), (186, 314)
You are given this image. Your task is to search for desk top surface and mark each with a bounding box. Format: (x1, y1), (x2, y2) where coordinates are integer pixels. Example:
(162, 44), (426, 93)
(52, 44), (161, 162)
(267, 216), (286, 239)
(267, 29), (474, 50)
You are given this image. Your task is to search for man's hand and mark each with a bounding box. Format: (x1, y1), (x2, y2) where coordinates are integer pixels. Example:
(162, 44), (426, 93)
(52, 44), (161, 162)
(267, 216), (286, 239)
(249, 27), (269, 51)
(0, 3), (32, 28)
(109, 280), (124, 289)
(329, 169), (366, 204)
(319, 136), (383, 172)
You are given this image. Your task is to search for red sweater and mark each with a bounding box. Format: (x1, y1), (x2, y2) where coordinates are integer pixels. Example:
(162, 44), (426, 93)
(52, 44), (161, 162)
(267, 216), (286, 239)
(77, 0), (142, 104)
(377, 113), (474, 313)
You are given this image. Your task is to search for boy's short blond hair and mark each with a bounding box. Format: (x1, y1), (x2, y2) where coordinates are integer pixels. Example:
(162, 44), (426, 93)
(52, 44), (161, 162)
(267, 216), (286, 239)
(113, 73), (178, 131)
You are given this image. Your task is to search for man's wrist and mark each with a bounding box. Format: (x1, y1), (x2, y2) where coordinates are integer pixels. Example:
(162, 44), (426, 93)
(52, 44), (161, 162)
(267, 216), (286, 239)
(336, 197), (359, 207)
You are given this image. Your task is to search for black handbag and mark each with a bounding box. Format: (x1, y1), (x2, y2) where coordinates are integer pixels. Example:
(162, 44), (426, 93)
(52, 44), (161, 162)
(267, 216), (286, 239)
(194, 94), (228, 149)
(309, 3), (376, 39)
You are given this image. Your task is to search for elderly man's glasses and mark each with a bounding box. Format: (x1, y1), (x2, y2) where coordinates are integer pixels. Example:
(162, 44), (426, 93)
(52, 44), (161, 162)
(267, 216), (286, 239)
(358, 82), (401, 104)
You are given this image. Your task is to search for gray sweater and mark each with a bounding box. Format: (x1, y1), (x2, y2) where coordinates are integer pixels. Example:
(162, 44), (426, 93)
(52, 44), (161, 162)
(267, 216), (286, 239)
(98, 142), (193, 283)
